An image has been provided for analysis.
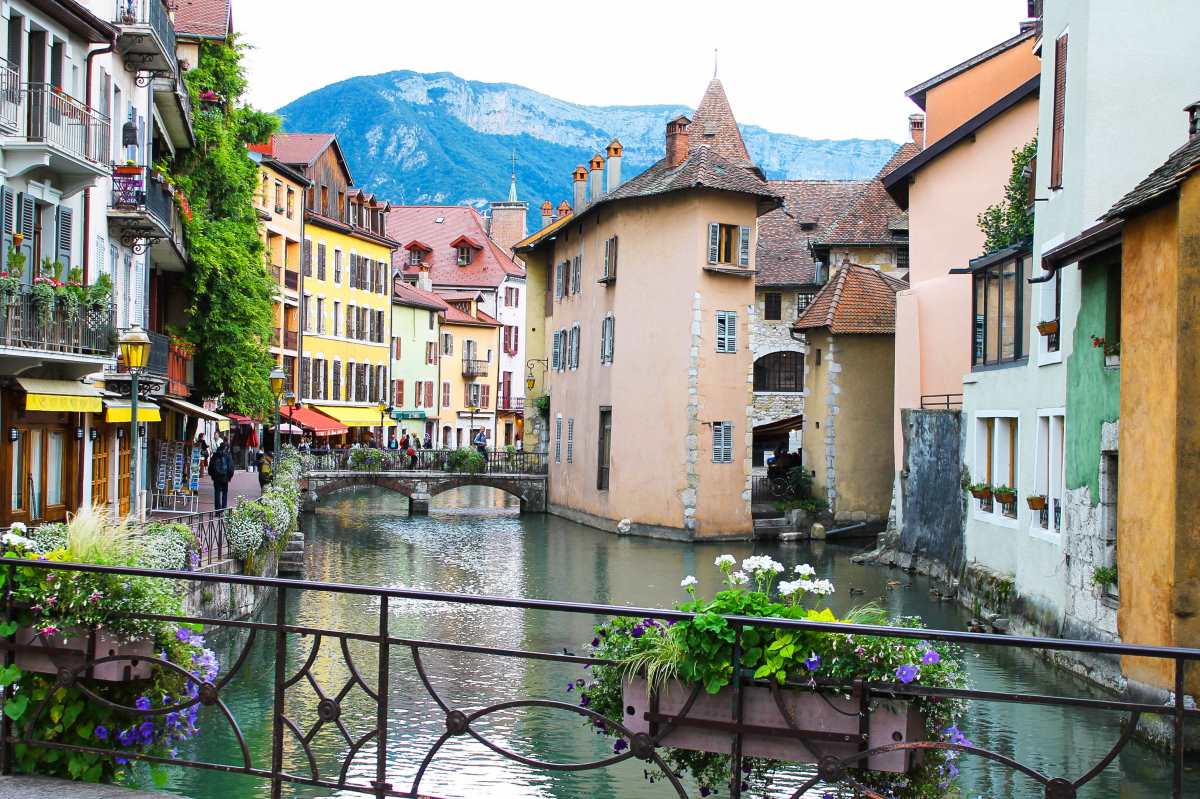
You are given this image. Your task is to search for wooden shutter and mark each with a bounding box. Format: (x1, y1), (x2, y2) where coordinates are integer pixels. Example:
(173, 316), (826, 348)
(738, 226), (751, 266)
(567, 418), (574, 463)
(707, 223), (720, 264)
(611, 235), (618, 277)
(513, 325), (519, 354)
(600, 317), (609, 363)
(555, 416), (562, 463)
(607, 316), (614, 362)
(397, 379), (404, 407)
(54, 206), (72, 270)
(603, 238), (610, 278)
(349, 254), (357, 288)
(132, 254), (145, 327)
(425, 381), (434, 408)
(302, 240), (312, 276)
(551, 330), (561, 370)
(1050, 34), (1068, 189)
(18, 194), (35, 272)
(725, 312), (737, 351)
(1, 187), (12, 271)
(572, 255), (581, 293)
(716, 312), (727, 352)
(442, 381), (450, 407)
(481, 384), (490, 409)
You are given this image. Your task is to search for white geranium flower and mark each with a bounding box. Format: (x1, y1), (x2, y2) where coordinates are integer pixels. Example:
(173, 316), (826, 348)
(680, 575), (698, 588)
(714, 554), (737, 568)
(809, 578), (836, 596)
(794, 563), (816, 577)
(741, 555), (784, 575)
(778, 579), (803, 597)
(9, 522), (26, 534)
(730, 571), (750, 586)
(1, 531), (33, 548)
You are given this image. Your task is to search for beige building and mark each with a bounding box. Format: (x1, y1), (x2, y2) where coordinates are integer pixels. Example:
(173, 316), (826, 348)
(795, 264), (905, 524)
(516, 79), (778, 540)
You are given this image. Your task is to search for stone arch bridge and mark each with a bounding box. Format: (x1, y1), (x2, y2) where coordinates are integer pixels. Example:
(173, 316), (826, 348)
(300, 470), (547, 514)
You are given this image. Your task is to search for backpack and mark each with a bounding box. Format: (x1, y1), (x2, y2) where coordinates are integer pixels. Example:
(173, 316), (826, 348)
(210, 451), (231, 481)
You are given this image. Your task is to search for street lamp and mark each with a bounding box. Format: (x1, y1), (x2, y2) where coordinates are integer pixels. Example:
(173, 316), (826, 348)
(377, 401), (389, 448)
(270, 365), (286, 455)
(118, 326), (151, 519)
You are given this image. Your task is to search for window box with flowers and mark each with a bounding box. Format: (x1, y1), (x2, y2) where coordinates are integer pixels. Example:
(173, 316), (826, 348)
(578, 556), (968, 798)
(1036, 320), (1059, 336)
(966, 483), (993, 500)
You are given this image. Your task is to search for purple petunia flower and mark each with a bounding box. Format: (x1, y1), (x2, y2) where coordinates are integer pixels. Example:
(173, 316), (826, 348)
(922, 650), (941, 666)
(591, 637), (600, 647)
(630, 624), (645, 638)
(579, 694), (590, 707)
(895, 664), (920, 684)
(175, 628), (192, 643)
(804, 653), (821, 672)
(93, 725), (109, 741)
(117, 728), (135, 747)
(115, 756), (128, 765)
(613, 738), (628, 753)
(139, 721), (156, 743)
(135, 696), (151, 711)
(566, 681), (574, 692)
(700, 788), (711, 797)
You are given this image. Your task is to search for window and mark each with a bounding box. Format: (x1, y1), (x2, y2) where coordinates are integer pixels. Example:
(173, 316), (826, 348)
(555, 261), (567, 299)
(426, 341), (437, 365)
(409, 249), (422, 266)
(1033, 412), (1065, 533)
(715, 311), (737, 353)
(1050, 33), (1068, 189)
(796, 291), (816, 316)
(975, 415), (1019, 518)
(286, 187), (295, 218)
(602, 235), (619, 282)
(764, 292), (782, 321)
(317, 244), (327, 281)
(551, 330), (562, 370)
(457, 246), (473, 266)
(441, 332), (453, 356)
(972, 253), (1029, 367)
(566, 418), (574, 463)
(274, 181), (283, 212)
(468, 383), (482, 408)
(600, 315), (615, 364)
(569, 324), (580, 369)
(395, 379), (405, 407)
(316, 298), (325, 334)
(754, 351), (804, 392)
(571, 255), (581, 295)
(555, 415), (563, 463)
(333, 302), (340, 336)
(442, 381), (451, 407)
(712, 422), (734, 464)
(1104, 260), (1122, 363)
(334, 250), (342, 284)
(707, 223), (751, 266)
(332, 360), (341, 400)
(1041, 269), (1062, 354)
(597, 407), (612, 490)
(302, 294), (312, 333)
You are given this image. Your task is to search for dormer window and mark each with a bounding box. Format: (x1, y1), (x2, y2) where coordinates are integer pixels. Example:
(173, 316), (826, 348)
(457, 246), (473, 266)
(409, 249), (422, 266)
(450, 235), (482, 267)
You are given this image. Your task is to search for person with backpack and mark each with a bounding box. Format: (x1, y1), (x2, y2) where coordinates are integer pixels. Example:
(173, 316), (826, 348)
(207, 438), (234, 511)
(258, 453), (274, 490)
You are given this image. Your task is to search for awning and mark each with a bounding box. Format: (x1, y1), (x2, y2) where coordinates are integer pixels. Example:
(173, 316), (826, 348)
(103, 398), (161, 423)
(393, 410), (427, 420)
(225, 412), (255, 426)
(16, 378), (104, 413)
(280, 405), (349, 437)
(309, 404), (397, 428)
(753, 414), (804, 435)
(159, 396), (231, 427)
(276, 423), (303, 435)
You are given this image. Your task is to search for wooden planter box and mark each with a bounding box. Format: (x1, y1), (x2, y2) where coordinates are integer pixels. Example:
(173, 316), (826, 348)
(969, 487), (992, 500)
(1026, 495), (1048, 511)
(1036, 320), (1059, 336)
(114, 165), (142, 176)
(15, 626), (153, 682)
(993, 491), (1017, 505)
(622, 677), (924, 773)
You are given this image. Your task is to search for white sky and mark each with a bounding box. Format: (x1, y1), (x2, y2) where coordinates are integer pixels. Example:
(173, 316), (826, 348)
(237, 0), (1032, 143)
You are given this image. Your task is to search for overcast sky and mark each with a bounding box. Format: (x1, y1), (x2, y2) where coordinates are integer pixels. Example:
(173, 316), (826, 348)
(237, 0), (1032, 143)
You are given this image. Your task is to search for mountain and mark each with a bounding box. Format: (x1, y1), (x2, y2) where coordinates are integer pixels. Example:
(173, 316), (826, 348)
(276, 70), (900, 227)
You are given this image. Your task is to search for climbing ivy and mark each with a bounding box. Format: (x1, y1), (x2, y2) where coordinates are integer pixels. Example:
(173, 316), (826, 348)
(174, 35), (279, 417)
(977, 138), (1037, 255)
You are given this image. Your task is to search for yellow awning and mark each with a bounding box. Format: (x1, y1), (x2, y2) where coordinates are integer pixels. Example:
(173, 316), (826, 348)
(217, 420), (230, 432)
(103, 399), (162, 423)
(309, 404), (397, 428)
(17, 378), (103, 413)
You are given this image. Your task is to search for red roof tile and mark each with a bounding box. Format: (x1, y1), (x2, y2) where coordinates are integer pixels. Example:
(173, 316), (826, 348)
(387, 206), (524, 289)
(172, 0), (231, 39)
(818, 143), (918, 246)
(793, 264), (907, 335)
(392, 281), (449, 312)
(756, 181), (866, 287)
(690, 79), (753, 166)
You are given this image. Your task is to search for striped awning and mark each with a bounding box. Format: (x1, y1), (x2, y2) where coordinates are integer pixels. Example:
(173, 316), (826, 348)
(103, 398), (161, 423)
(17, 378), (104, 413)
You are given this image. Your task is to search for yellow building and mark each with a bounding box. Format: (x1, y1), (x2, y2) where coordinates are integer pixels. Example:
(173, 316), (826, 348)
(265, 134), (398, 444)
(436, 292), (501, 450)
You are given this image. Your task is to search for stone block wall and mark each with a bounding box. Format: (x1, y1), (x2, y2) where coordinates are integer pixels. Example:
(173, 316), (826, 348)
(182, 549), (278, 622)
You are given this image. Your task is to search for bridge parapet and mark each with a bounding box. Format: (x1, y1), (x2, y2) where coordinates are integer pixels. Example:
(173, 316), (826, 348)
(298, 469), (547, 514)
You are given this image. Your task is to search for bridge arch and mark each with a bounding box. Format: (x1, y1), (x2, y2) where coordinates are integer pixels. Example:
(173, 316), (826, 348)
(300, 470), (547, 515)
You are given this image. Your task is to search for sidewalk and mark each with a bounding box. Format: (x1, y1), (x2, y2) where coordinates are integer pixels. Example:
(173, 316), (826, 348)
(194, 468), (263, 513)
(0, 776), (188, 798)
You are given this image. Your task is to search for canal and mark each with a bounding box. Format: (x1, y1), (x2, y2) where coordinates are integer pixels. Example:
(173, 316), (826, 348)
(174, 486), (1197, 798)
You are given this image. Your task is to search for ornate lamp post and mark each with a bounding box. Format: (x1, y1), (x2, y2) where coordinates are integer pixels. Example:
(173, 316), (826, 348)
(377, 401), (389, 447)
(118, 326), (150, 519)
(270, 366), (286, 455)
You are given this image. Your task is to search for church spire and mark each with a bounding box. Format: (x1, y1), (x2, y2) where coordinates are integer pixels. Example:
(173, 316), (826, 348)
(507, 149), (518, 203)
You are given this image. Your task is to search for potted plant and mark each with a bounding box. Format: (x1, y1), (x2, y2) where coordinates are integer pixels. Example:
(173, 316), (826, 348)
(1092, 565), (1118, 590)
(580, 556), (969, 797)
(966, 482), (993, 500)
(1026, 493), (1048, 511)
(1036, 319), (1059, 336)
(114, 161), (142, 176)
(992, 485), (1017, 504)
(85, 272), (113, 316)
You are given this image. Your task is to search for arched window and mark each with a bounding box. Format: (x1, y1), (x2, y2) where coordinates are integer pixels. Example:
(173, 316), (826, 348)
(754, 351), (804, 392)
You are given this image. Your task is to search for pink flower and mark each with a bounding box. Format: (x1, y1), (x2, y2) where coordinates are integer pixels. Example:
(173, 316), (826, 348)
(39, 625), (58, 637)
(87, 590), (102, 603)
(45, 596), (57, 607)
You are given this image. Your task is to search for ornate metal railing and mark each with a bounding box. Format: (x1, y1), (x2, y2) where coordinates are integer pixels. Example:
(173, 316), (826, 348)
(308, 447), (548, 475)
(110, 165), (173, 233)
(0, 559), (1195, 798)
(114, 0), (177, 69)
(0, 290), (115, 357)
(497, 394), (524, 413)
(0, 58), (18, 133)
(16, 83), (110, 168)
(462, 358), (489, 377)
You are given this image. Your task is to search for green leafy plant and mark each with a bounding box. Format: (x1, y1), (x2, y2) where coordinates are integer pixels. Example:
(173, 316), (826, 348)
(349, 447), (384, 472)
(447, 447), (484, 474)
(4, 246), (25, 280)
(978, 138), (1037, 254)
(966, 482), (992, 498)
(1093, 565), (1118, 588)
(992, 485), (1017, 502)
(533, 394), (550, 421)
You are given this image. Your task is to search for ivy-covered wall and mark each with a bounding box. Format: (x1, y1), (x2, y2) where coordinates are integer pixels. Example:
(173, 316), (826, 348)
(1065, 260), (1121, 501)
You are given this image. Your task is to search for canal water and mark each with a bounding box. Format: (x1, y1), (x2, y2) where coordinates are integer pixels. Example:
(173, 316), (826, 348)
(173, 486), (1197, 799)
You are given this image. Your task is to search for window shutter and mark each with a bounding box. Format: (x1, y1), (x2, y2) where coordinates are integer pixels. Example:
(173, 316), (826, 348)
(551, 330), (561, 370)
(1050, 34), (1068, 189)
(349, 254), (357, 288)
(608, 316), (614, 362)
(611, 235), (618, 277)
(397, 379), (404, 407)
(567, 418), (574, 463)
(1, 187), (13, 270)
(603, 238), (610, 278)
(425, 381), (434, 408)
(555, 262), (564, 299)
(738, 226), (751, 266)
(481, 384), (490, 409)
(133, 256), (145, 327)
(302, 240), (312, 275)
(572, 255), (581, 294)
(712, 423), (722, 463)
(716, 312), (727, 352)
(555, 416), (562, 463)
(18, 193), (35, 272)
(54, 206), (72, 269)
(513, 325), (519, 354)
(599, 317), (608, 363)
(707, 223), (720, 264)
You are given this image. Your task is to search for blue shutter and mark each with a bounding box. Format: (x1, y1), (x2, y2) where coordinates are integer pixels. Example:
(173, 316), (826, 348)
(55, 206), (73, 270)
(0, 187), (13, 271)
(708, 223), (720, 264)
(738, 226), (751, 266)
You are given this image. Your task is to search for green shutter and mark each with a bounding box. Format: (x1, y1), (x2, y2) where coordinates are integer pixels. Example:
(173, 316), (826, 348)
(738, 226), (751, 266)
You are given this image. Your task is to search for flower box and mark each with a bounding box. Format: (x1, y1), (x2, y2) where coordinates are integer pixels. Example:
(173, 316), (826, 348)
(14, 626), (153, 682)
(114, 165), (142, 176)
(621, 677), (924, 774)
(993, 490), (1017, 504)
(1036, 320), (1059, 336)
(969, 486), (992, 500)
(1026, 494), (1048, 511)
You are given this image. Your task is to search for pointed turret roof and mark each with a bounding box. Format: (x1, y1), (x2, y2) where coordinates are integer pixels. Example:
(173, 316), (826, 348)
(690, 79), (752, 166)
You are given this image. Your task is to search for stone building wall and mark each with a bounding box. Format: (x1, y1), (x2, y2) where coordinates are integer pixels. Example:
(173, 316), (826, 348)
(751, 288), (806, 430)
(1062, 421), (1120, 645)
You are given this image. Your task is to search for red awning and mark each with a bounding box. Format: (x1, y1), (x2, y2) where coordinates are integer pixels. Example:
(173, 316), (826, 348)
(282, 405), (349, 437)
(225, 412), (255, 425)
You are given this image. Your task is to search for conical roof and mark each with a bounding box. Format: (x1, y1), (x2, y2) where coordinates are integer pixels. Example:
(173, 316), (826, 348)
(690, 79), (752, 165)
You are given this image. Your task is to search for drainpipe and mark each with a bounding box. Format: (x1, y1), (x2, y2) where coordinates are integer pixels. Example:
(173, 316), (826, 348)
(83, 40), (116, 285)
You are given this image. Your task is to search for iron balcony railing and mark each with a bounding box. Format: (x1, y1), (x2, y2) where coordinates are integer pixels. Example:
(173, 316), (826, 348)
(0, 58), (18, 132)
(111, 165), (173, 233)
(920, 393), (964, 410)
(309, 447), (548, 475)
(462, 358), (488, 377)
(114, 0), (177, 70)
(13, 83), (110, 168)
(0, 558), (1196, 798)
(0, 289), (115, 357)
(497, 394), (524, 413)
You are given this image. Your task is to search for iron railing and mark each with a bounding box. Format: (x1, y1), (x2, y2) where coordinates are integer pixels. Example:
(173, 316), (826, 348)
(309, 447), (548, 475)
(0, 559), (1195, 798)
(14, 83), (110, 168)
(0, 58), (18, 132)
(497, 394), (524, 413)
(114, 0), (177, 68)
(0, 290), (115, 357)
(110, 165), (174, 233)
(920, 393), (964, 410)
(462, 358), (488, 377)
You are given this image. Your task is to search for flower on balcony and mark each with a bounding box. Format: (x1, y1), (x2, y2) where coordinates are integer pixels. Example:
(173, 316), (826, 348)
(197, 90), (223, 106)
(169, 335), (196, 357)
(175, 191), (193, 223)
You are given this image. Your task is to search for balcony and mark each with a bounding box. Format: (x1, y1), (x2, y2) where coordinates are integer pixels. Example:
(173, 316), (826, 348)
(167, 340), (193, 397)
(108, 165), (188, 271)
(0, 288), (115, 377)
(2, 83), (111, 194)
(151, 75), (193, 151)
(462, 358), (489, 377)
(113, 0), (177, 77)
(0, 59), (18, 133)
(498, 395), (524, 414)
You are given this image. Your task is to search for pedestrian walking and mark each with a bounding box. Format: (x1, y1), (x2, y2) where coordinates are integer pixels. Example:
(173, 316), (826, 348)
(258, 453), (274, 490)
(208, 439), (234, 511)
(196, 435), (210, 473)
(473, 428), (488, 461)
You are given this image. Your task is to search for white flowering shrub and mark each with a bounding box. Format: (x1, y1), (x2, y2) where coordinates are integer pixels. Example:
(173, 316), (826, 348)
(30, 522), (68, 553)
(225, 502), (266, 560)
(138, 522), (195, 570)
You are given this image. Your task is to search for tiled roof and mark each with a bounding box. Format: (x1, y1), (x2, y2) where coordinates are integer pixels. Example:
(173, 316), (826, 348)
(689, 79), (753, 166)
(793, 264), (907, 335)
(755, 180), (866, 287)
(818, 143), (918, 246)
(905, 27), (1038, 111)
(266, 133), (337, 168)
(172, 0), (232, 39)
(1104, 134), (1200, 220)
(392, 281), (449, 312)
(441, 303), (499, 327)
(387, 206), (524, 290)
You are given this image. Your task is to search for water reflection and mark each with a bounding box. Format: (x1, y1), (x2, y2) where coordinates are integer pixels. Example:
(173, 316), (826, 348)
(174, 486), (1197, 798)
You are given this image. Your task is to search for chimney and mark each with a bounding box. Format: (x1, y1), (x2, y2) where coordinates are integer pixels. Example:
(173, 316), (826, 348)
(909, 113), (926, 149)
(417, 264), (433, 292)
(666, 115), (691, 168)
(1188, 100), (1200, 140)
(541, 200), (554, 228)
(557, 200), (572, 219)
(606, 139), (623, 191)
(572, 166), (588, 212)
(588, 153), (605, 202)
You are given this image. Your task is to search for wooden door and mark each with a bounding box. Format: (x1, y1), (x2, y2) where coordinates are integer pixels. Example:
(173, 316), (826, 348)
(116, 433), (131, 516)
(91, 428), (110, 509)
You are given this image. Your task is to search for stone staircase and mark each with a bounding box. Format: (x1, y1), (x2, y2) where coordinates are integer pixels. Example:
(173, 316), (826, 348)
(278, 528), (305, 575)
(752, 515), (793, 538)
